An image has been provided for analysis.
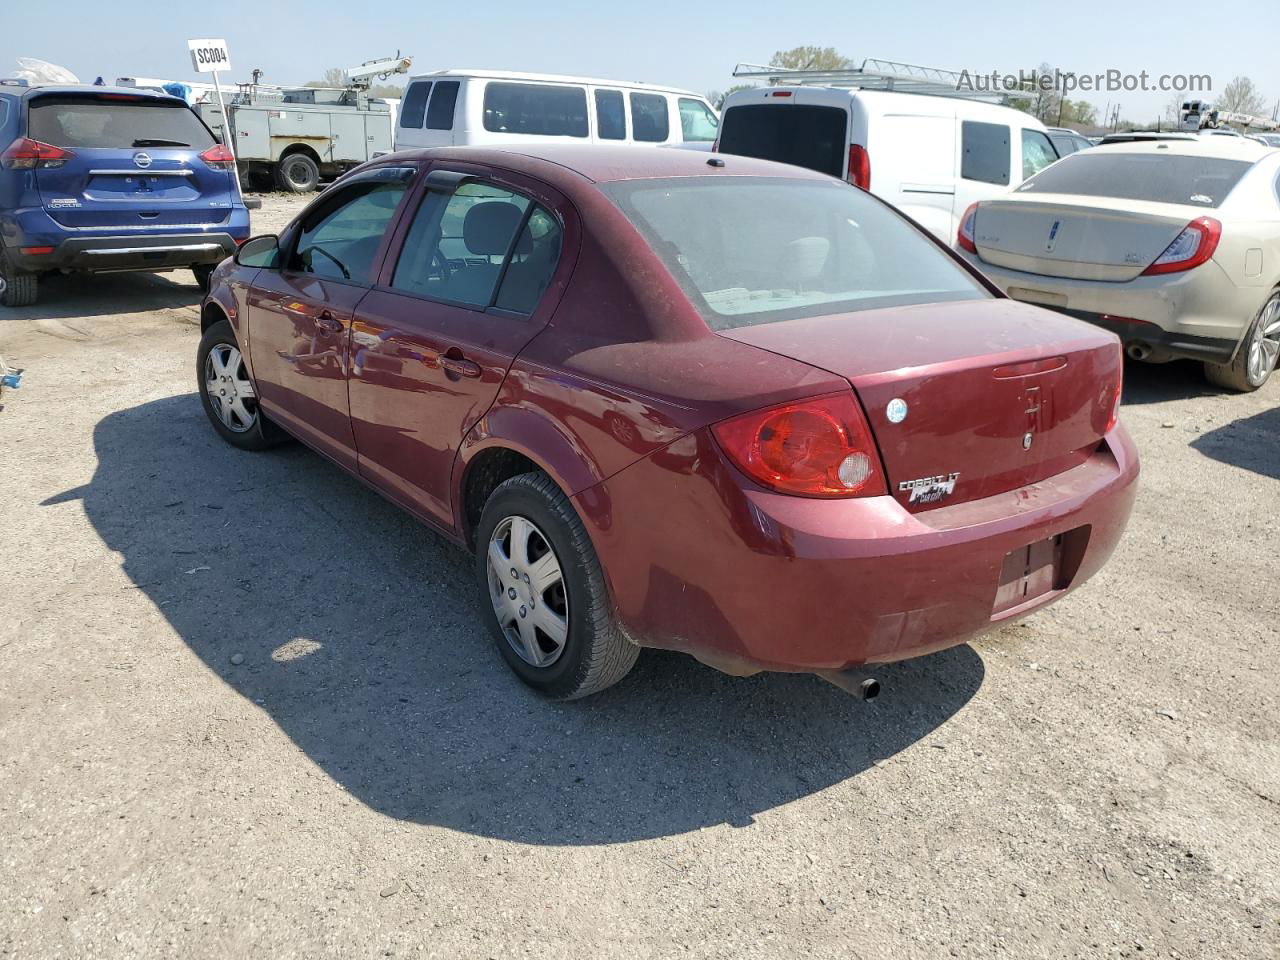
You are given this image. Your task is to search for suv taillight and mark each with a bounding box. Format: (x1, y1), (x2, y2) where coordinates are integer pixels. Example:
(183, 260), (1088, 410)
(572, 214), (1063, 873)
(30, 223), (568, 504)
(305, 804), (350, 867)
(1141, 217), (1221, 275)
(0, 137), (73, 170)
(847, 144), (871, 190)
(957, 202), (979, 253)
(199, 143), (236, 171)
(711, 392), (887, 498)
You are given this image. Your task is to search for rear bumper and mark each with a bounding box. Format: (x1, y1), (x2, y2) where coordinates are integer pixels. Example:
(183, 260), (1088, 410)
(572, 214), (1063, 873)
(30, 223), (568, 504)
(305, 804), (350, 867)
(956, 252), (1254, 364)
(8, 232), (239, 273)
(580, 425), (1139, 673)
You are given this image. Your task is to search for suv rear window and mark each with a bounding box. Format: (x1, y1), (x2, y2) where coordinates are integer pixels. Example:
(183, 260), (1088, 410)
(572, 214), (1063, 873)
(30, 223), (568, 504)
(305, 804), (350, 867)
(483, 82), (588, 138)
(1016, 152), (1253, 207)
(602, 176), (987, 330)
(718, 104), (847, 178)
(27, 96), (216, 149)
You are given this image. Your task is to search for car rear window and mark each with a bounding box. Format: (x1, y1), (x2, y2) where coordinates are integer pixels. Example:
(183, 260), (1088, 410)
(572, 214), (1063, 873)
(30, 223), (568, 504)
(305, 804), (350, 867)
(483, 82), (588, 138)
(27, 96), (216, 149)
(601, 177), (987, 330)
(718, 104), (847, 178)
(1015, 152), (1253, 207)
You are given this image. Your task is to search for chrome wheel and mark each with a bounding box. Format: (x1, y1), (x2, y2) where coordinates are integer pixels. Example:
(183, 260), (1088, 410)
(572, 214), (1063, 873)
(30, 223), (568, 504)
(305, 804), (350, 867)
(203, 343), (258, 433)
(1246, 296), (1280, 386)
(485, 515), (569, 668)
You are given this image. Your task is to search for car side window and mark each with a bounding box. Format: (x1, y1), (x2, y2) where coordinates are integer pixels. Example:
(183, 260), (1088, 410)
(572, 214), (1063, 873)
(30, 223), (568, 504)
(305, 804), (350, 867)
(425, 81), (459, 130)
(494, 206), (563, 314)
(630, 92), (669, 142)
(391, 182), (532, 307)
(1021, 129), (1059, 179)
(595, 89), (626, 140)
(289, 171), (413, 283)
(400, 81), (432, 130)
(961, 120), (1011, 185)
(678, 98), (719, 143)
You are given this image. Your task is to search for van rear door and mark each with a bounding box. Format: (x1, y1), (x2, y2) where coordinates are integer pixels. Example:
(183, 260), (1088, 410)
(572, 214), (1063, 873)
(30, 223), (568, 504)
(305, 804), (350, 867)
(717, 89), (849, 178)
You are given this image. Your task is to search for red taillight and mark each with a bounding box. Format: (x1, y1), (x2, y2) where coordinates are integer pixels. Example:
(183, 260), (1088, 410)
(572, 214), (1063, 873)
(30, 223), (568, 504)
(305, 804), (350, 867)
(199, 143), (236, 171)
(847, 144), (871, 190)
(1, 137), (73, 170)
(1141, 217), (1221, 275)
(957, 202), (979, 253)
(19, 246), (54, 255)
(1106, 345), (1123, 433)
(712, 392), (887, 499)
(771, 90), (793, 97)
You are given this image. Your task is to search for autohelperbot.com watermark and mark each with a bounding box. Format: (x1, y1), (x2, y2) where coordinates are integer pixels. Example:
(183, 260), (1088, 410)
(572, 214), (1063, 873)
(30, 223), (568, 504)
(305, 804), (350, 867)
(956, 68), (1212, 96)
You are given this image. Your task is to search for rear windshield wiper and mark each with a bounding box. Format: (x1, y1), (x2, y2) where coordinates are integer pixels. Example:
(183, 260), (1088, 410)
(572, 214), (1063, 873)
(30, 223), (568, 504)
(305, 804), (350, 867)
(131, 138), (190, 147)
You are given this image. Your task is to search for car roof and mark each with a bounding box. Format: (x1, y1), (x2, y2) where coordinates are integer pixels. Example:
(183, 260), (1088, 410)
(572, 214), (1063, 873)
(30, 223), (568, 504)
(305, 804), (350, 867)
(20, 83), (183, 102)
(382, 143), (835, 186)
(1088, 137), (1268, 161)
(405, 69), (704, 99)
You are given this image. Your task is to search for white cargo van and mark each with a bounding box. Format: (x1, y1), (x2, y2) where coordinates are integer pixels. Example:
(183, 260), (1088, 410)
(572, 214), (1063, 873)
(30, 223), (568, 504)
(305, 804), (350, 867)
(393, 70), (719, 152)
(716, 60), (1060, 240)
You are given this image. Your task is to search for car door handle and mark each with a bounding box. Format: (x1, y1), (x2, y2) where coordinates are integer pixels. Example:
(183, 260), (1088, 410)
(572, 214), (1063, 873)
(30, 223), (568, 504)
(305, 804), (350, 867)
(439, 353), (482, 379)
(316, 311), (344, 335)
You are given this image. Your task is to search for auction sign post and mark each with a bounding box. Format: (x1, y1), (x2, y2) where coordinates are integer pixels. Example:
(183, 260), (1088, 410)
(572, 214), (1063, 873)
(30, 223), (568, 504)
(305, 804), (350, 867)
(187, 38), (242, 200)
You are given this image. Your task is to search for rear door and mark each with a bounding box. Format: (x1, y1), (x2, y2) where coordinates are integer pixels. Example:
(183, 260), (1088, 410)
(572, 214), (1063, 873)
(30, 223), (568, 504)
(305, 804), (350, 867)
(26, 93), (233, 230)
(348, 165), (572, 531)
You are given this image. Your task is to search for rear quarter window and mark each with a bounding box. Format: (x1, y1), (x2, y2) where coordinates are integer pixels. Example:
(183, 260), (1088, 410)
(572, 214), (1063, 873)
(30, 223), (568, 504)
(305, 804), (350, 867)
(718, 104), (848, 178)
(961, 120), (1011, 185)
(27, 96), (217, 149)
(1016, 152), (1254, 207)
(483, 82), (588, 138)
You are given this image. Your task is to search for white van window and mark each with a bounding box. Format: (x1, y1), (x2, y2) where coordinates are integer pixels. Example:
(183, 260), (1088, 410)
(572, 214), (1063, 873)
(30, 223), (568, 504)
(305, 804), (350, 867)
(961, 121), (1010, 185)
(678, 98), (719, 142)
(630, 92), (669, 142)
(595, 89), (626, 140)
(401, 81), (432, 130)
(426, 80), (460, 131)
(483, 82), (588, 138)
(1021, 129), (1058, 179)
(718, 104), (847, 178)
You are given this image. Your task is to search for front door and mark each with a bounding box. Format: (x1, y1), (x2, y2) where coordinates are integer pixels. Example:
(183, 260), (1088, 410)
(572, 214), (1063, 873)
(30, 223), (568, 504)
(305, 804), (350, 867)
(246, 166), (416, 468)
(349, 167), (570, 531)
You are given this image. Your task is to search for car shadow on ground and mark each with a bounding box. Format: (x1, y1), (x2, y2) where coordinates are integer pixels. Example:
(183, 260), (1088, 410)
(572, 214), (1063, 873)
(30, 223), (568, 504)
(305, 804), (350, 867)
(1191, 404), (1280, 480)
(53, 394), (985, 845)
(1120, 356), (1226, 405)
(0, 270), (201, 323)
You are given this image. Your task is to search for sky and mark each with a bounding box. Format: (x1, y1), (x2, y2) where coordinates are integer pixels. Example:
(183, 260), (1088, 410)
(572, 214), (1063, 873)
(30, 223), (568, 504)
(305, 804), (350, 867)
(3, 0), (1278, 125)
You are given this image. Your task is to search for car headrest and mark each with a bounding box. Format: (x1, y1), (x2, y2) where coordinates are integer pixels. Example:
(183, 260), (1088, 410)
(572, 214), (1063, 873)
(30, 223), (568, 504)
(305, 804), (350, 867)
(463, 201), (531, 256)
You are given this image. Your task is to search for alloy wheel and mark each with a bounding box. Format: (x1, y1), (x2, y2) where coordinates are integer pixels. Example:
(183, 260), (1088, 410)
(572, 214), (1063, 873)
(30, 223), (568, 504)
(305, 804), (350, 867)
(485, 515), (570, 668)
(1246, 296), (1280, 386)
(204, 343), (259, 433)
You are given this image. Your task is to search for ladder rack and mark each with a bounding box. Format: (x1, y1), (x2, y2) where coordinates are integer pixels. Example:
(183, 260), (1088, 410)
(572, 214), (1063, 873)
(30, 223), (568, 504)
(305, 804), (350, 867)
(732, 58), (1013, 103)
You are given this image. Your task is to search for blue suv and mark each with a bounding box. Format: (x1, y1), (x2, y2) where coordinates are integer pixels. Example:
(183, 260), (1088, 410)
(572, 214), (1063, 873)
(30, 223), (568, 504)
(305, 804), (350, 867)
(0, 81), (249, 306)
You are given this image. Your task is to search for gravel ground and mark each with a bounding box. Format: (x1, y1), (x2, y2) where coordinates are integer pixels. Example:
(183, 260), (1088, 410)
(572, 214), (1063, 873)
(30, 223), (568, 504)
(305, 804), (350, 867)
(1, 194), (1277, 959)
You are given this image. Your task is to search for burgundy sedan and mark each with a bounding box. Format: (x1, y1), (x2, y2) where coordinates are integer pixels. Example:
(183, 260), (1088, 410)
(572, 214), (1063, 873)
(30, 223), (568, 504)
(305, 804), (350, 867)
(199, 145), (1138, 700)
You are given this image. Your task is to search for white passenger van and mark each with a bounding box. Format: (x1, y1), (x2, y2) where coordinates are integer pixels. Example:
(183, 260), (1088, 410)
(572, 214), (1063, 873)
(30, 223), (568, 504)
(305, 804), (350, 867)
(393, 70), (720, 152)
(716, 59), (1060, 240)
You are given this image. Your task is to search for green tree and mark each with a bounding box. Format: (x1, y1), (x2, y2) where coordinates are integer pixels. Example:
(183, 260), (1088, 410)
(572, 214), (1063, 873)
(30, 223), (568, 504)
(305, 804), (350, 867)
(706, 84), (757, 110)
(769, 46), (853, 71)
(1217, 75), (1266, 116)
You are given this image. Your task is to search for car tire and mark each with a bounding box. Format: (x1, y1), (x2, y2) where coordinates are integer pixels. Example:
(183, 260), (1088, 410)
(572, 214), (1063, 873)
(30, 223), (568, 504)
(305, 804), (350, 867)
(0, 252), (38, 308)
(192, 264), (215, 293)
(275, 153), (320, 193)
(475, 471), (639, 700)
(197, 319), (288, 451)
(1204, 291), (1280, 392)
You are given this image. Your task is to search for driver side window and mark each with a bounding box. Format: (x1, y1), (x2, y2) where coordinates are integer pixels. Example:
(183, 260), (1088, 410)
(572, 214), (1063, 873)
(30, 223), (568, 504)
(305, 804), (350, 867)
(290, 174), (412, 284)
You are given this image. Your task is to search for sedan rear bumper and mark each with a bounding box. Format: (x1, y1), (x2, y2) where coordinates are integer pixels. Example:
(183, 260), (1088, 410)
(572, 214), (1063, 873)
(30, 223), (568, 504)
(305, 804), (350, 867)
(581, 425), (1139, 673)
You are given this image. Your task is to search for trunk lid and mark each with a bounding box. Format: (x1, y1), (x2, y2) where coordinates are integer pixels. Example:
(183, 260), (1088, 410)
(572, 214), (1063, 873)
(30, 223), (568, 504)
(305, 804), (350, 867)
(720, 298), (1122, 512)
(971, 195), (1196, 282)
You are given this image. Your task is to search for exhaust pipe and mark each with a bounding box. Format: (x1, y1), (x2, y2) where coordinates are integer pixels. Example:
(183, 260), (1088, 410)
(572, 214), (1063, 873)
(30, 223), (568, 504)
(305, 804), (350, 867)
(816, 669), (881, 701)
(1126, 342), (1153, 361)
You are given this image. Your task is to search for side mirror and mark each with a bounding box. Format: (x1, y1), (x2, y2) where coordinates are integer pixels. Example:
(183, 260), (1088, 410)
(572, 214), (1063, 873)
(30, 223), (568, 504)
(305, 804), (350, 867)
(236, 234), (280, 269)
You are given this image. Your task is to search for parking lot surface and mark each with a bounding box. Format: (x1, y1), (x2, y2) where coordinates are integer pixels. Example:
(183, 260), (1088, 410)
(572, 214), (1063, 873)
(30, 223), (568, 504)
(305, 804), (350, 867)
(1, 194), (1277, 959)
